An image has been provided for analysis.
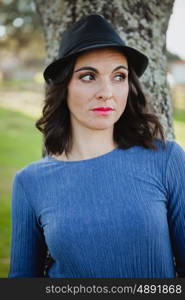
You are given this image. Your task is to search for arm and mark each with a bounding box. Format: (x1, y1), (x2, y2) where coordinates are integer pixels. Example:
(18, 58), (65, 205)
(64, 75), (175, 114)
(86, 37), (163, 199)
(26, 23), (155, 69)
(8, 173), (47, 277)
(166, 141), (185, 277)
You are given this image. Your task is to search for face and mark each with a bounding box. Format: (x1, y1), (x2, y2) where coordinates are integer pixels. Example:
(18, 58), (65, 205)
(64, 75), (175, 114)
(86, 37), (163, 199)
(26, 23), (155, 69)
(67, 47), (129, 132)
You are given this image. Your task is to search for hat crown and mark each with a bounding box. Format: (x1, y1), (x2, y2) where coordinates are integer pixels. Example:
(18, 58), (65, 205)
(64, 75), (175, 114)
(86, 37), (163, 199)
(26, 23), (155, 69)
(59, 14), (125, 58)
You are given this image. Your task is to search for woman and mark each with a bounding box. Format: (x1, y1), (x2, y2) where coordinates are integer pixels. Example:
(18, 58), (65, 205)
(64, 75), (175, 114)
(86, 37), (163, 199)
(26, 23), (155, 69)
(9, 14), (185, 278)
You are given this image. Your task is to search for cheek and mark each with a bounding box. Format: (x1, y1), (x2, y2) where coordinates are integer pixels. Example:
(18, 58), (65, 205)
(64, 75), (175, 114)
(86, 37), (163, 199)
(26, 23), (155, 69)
(67, 83), (83, 109)
(116, 85), (129, 109)
(67, 84), (86, 111)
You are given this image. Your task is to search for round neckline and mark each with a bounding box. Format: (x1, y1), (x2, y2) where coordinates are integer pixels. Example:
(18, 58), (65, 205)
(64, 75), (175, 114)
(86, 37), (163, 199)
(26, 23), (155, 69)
(47, 146), (119, 164)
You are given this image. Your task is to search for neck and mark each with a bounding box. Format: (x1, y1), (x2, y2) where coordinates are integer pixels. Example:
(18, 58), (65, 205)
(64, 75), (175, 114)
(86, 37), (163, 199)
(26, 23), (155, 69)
(66, 126), (117, 160)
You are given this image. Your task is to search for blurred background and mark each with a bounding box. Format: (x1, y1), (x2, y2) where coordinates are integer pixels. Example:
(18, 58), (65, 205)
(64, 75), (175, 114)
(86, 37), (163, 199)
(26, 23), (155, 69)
(0, 0), (185, 277)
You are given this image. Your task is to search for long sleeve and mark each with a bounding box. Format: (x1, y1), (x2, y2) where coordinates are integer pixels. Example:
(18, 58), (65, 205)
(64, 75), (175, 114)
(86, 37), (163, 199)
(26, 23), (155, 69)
(166, 142), (185, 277)
(8, 173), (47, 278)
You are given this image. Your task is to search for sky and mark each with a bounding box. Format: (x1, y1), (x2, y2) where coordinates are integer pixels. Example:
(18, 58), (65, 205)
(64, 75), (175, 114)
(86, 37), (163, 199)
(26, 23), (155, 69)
(167, 0), (185, 60)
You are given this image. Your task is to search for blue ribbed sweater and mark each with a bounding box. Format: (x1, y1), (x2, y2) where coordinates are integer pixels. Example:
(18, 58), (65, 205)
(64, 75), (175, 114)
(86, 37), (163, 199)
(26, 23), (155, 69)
(8, 139), (185, 278)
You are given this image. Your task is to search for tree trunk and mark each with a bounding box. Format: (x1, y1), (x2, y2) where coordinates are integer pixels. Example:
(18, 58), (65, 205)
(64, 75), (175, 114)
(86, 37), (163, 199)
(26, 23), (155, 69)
(34, 0), (175, 139)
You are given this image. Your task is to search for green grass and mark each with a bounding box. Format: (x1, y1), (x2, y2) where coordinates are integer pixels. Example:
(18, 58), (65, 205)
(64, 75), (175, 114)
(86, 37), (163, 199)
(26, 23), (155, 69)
(0, 106), (184, 278)
(0, 107), (42, 278)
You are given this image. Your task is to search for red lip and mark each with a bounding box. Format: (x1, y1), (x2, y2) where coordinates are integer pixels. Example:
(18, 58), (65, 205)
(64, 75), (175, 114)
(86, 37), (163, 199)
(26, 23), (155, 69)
(92, 107), (113, 111)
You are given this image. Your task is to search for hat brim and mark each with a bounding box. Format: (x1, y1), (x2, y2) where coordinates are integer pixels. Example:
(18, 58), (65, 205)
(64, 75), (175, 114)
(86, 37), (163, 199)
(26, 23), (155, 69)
(43, 44), (148, 83)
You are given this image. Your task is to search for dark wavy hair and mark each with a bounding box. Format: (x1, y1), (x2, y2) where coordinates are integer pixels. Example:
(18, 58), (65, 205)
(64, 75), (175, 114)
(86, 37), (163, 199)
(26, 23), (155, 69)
(36, 50), (166, 156)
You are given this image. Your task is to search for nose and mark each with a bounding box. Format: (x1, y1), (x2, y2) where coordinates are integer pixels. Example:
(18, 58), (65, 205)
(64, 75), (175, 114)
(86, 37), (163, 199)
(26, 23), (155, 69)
(95, 79), (113, 101)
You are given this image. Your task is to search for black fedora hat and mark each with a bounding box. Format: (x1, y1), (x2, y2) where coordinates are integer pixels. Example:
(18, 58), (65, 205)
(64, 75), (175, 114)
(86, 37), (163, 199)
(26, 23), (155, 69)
(43, 14), (149, 83)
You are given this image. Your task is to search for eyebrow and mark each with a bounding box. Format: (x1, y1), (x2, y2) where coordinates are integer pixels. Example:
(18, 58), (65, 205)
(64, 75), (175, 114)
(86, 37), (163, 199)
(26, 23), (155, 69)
(74, 65), (128, 73)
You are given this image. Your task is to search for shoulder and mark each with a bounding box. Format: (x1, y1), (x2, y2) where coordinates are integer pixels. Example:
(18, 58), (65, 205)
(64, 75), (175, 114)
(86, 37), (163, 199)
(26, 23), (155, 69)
(124, 138), (183, 157)
(151, 139), (185, 166)
(163, 140), (185, 172)
(13, 156), (50, 186)
(157, 139), (185, 160)
(122, 139), (184, 171)
(149, 138), (184, 157)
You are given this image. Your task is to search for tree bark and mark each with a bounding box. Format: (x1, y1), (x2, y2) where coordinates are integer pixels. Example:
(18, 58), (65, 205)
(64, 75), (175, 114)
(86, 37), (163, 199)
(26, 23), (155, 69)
(35, 0), (175, 139)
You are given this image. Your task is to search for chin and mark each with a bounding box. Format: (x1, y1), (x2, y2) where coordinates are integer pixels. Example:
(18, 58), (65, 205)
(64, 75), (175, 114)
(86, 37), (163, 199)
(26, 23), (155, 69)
(86, 121), (115, 130)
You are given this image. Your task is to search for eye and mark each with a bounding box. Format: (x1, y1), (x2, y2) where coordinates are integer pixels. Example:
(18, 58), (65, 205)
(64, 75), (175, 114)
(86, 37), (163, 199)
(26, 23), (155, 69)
(79, 73), (95, 81)
(114, 73), (127, 81)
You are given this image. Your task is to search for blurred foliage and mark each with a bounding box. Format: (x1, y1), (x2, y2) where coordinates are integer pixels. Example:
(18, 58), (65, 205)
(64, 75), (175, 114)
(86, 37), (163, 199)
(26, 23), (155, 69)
(0, 0), (44, 53)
